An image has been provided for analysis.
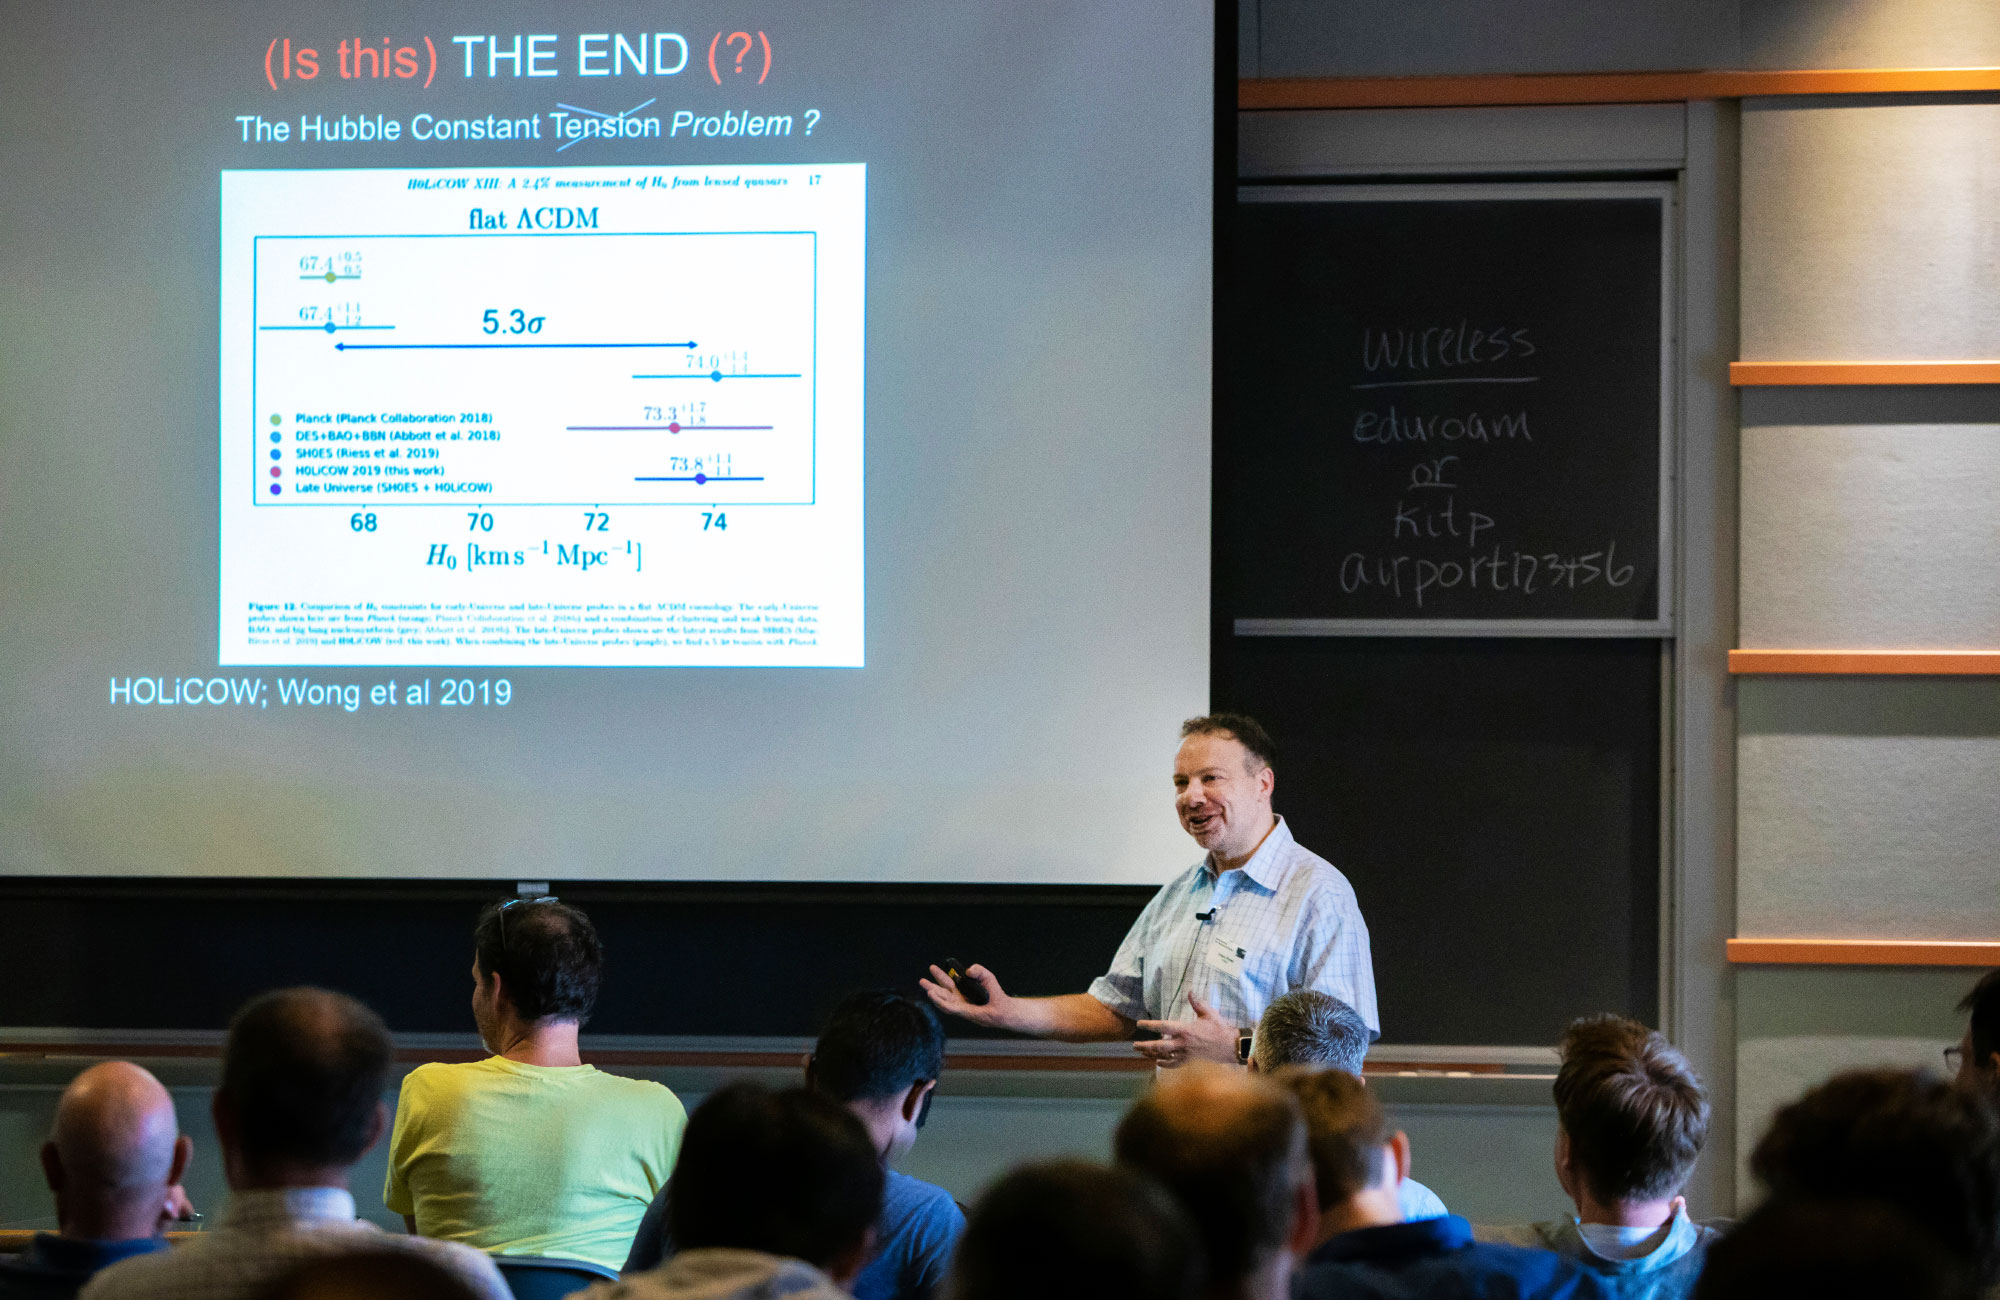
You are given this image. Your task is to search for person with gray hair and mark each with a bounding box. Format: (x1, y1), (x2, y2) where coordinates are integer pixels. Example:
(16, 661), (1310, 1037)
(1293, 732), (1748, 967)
(1248, 992), (1449, 1223)
(0, 1062), (192, 1300)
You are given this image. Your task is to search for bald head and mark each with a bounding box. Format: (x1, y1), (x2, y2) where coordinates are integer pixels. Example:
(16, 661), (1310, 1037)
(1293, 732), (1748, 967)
(41, 1061), (189, 1241)
(1114, 1065), (1312, 1290)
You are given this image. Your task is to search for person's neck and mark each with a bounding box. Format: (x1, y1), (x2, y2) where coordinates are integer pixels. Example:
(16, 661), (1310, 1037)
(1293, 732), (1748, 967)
(57, 1198), (164, 1244)
(1312, 1185), (1403, 1248)
(1574, 1189), (1680, 1230)
(845, 1098), (902, 1167)
(1211, 814), (1279, 874)
(227, 1157), (352, 1195)
(492, 1016), (583, 1067)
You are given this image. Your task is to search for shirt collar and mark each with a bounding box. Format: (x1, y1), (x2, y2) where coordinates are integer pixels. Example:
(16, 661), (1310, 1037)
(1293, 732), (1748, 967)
(1566, 1207), (1699, 1272)
(1310, 1214), (1473, 1266)
(215, 1186), (358, 1232)
(1206, 816), (1294, 893)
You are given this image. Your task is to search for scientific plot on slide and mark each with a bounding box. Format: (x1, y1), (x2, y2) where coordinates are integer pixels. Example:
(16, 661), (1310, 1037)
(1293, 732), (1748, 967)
(218, 164), (864, 667)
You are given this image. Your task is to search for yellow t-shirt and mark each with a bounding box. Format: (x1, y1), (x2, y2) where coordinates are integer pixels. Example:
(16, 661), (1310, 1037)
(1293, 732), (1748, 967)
(383, 1057), (686, 1272)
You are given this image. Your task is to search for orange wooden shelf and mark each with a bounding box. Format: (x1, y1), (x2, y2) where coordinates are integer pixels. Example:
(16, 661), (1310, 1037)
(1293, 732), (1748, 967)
(1239, 67), (2000, 111)
(1729, 938), (2000, 966)
(1729, 650), (2000, 675)
(1731, 360), (2000, 386)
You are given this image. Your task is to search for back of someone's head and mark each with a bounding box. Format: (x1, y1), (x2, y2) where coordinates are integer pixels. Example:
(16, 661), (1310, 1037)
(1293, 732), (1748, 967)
(1253, 992), (1369, 1075)
(43, 1061), (185, 1236)
(811, 990), (945, 1102)
(1750, 1067), (2000, 1282)
(472, 897), (602, 1024)
(258, 1249), (484, 1300)
(666, 1082), (883, 1270)
(221, 988), (391, 1171)
(948, 1160), (1205, 1300)
(1113, 1064), (1309, 1286)
(1278, 1068), (1388, 1211)
(1960, 970), (2000, 1081)
(1693, 1197), (1976, 1300)
(1552, 1014), (1709, 1204)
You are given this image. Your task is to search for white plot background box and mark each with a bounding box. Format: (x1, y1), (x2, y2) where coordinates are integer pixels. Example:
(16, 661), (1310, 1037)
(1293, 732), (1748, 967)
(218, 164), (865, 667)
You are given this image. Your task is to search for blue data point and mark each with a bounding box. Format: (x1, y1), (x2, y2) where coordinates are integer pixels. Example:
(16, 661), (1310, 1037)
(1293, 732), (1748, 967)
(324, 322), (336, 333)
(711, 369), (722, 381)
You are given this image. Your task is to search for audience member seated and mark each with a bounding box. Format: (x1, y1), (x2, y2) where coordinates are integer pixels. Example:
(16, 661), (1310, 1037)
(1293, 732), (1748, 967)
(582, 1083), (882, 1300)
(624, 991), (963, 1300)
(0, 1063), (192, 1300)
(1113, 1064), (1316, 1300)
(1747, 1066), (2000, 1288)
(1476, 1015), (1717, 1298)
(946, 1161), (1204, 1300)
(1248, 991), (1448, 1221)
(1283, 1069), (1611, 1300)
(1690, 1198), (1974, 1300)
(257, 1249), (485, 1300)
(385, 898), (686, 1272)
(81, 987), (508, 1300)
(1953, 969), (2000, 1100)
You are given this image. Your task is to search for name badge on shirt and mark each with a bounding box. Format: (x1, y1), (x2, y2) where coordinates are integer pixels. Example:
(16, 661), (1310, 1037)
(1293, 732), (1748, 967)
(1208, 934), (1247, 977)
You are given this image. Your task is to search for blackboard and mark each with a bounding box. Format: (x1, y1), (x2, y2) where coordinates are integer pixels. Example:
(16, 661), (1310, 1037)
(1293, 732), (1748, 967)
(0, 879), (1150, 1039)
(1213, 636), (1661, 1045)
(1223, 186), (1667, 627)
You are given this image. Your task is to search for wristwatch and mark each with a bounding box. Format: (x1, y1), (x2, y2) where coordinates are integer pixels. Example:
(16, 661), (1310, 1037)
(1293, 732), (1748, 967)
(1236, 1031), (1255, 1065)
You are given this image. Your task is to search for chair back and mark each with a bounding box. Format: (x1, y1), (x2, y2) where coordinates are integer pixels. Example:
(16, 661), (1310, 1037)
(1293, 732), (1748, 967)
(495, 1255), (621, 1300)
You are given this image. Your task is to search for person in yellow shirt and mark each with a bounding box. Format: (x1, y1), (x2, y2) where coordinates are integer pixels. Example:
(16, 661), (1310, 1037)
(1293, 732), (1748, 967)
(385, 898), (686, 1272)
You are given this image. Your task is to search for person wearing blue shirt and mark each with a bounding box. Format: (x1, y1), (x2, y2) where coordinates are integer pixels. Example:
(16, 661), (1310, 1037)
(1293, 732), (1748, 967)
(1282, 1070), (1612, 1300)
(1476, 1016), (1721, 1300)
(623, 993), (963, 1300)
(0, 1062), (190, 1300)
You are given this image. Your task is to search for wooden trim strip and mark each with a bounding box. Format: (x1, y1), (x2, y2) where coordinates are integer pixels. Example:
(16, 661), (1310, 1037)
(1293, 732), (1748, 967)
(1731, 361), (2000, 386)
(1729, 938), (2000, 966)
(1240, 67), (2000, 111)
(1729, 650), (2000, 675)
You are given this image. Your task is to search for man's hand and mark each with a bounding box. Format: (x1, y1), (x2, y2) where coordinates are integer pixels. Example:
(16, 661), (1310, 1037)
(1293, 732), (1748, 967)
(921, 963), (1014, 1030)
(1134, 995), (1241, 1068)
(161, 1184), (196, 1228)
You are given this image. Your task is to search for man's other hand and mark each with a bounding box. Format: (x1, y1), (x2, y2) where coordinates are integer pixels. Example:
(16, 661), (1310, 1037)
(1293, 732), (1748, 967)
(922, 963), (1012, 1030)
(1134, 994), (1239, 1067)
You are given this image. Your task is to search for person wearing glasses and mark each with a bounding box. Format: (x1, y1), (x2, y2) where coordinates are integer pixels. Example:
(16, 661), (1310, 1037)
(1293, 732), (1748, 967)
(623, 992), (964, 1300)
(1948, 970), (2000, 1100)
(383, 898), (687, 1273)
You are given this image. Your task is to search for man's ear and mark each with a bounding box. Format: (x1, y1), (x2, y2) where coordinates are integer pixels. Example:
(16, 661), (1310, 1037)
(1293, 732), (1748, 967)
(1386, 1132), (1412, 1186)
(826, 1225), (879, 1287)
(38, 1140), (64, 1195)
(211, 1090), (237, 1148)
(360, 1100), (389, 1156)
(1986, 1049), (2000, 1077)
(903, 1079), (937, 1123)
(1553, 1128), (1578, 1202)
(1286, 1168), (1320, 1257)
(168, 1133), (194, 1187)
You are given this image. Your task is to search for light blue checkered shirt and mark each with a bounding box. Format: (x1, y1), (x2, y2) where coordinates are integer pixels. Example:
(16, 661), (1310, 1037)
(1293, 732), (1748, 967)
(1086, 816), (1380, 1036)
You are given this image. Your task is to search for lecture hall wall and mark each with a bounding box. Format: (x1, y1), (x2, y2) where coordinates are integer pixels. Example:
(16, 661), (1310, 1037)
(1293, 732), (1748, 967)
(1245, 0), (2000, 1205)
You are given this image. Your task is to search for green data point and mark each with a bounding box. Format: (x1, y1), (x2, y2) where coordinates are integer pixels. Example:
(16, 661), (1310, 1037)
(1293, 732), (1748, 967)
(269, 414), (281, 425)
(325, 271), (337, 282)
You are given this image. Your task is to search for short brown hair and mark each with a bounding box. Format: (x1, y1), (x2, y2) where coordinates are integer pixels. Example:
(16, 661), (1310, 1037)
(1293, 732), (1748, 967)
(1180, 713), (1277, 774)
(1277, 1068), (1387, 1209)
(1553, 1015), (1709, 1203)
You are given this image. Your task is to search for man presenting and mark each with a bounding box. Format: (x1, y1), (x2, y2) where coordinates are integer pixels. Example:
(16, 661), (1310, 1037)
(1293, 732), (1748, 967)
(922, 714), (1377, 1066)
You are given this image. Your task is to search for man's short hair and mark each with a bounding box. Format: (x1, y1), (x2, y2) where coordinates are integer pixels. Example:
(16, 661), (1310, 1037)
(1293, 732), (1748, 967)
(221, 987), (391, 1168)
(1960, 970), (2000, 1072)
(811, 991), (945, 1103)
(1750, 1068), (2000, 1283)
(1179, 713), (1277, 774)
(1278, 1068), (1388, 1210)
(1254, 991), (1370, 1074)
(1552, 1014), (1710, 1203)
(1692, 1197), (1977, 1300)
(666, 1082), (883, 1269)
(472, 898), (602, 1024)
(948, 1161), (1205, 1300)
(1112, 1070), (1306, 1285)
